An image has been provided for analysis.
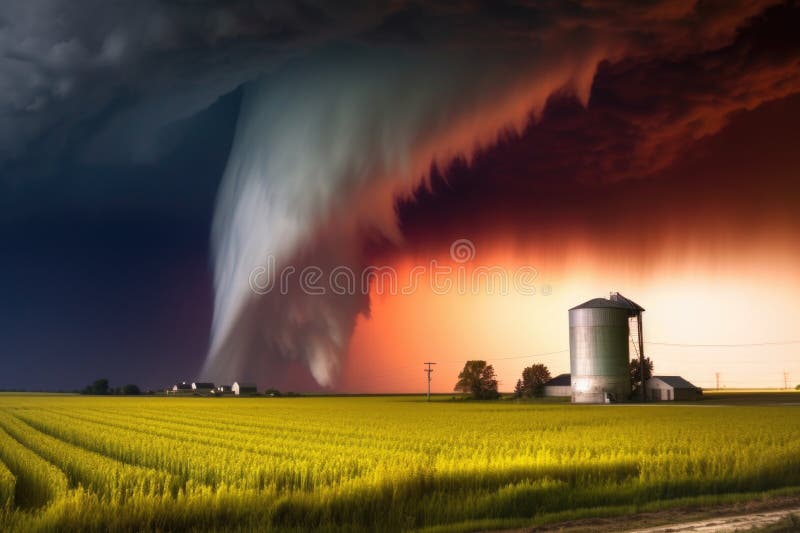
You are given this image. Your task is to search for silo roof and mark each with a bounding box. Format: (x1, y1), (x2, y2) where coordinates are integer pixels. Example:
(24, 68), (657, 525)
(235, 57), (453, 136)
(569, 295), (645, 313)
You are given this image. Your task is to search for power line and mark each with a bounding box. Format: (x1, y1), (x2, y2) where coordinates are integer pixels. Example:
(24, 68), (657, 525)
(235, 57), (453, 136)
(440, 349), (568, 363)
(646, 340), (800, 348)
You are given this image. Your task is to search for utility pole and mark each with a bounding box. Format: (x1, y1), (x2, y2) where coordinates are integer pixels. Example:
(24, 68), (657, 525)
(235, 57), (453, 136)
(638, 312), (646, 402)
(715, 372), (720, 390)
(784, 370), (789, 390)
(424, 362), (436, 401)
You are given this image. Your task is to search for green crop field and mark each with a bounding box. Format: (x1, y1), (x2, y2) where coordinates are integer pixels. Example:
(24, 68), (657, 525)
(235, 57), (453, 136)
(0, 394), (799, 532)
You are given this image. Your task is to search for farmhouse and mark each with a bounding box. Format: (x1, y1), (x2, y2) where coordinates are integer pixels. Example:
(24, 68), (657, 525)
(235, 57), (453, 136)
(232, 382), (258, 396)
(213, 385), (232, 396)
(543, 374), (571, 397)
(191, 382), (215, 396)
(645, 376), (702, 401)
(169, 382), (193, 395)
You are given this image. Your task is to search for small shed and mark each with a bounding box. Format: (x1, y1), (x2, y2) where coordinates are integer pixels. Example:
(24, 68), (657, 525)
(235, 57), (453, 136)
(232, 382), (258, 396)
(543, 374), (572, 397)
(169, 382), (193, 395)
(645, 376), (702, 401)
(192, 382), (215, 395)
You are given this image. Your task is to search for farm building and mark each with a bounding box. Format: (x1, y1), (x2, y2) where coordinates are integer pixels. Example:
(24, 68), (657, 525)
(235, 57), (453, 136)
(191, 382), (215, 395)
(213, 385), (232, 396)
(169, 382), (193, 395)
(569, 292), (644, 403)
(232, 382), (258, 396)
(645, 376), (702, 401)
(543, 374), (571, 397)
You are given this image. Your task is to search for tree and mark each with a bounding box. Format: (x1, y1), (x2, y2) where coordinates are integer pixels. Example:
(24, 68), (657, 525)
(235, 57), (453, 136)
(519, 364), (551, 398)
(513, 379), (524, 398)
(122, 384), (141, 395)
(81, 378), (110, 395)
(454, 360), (499, 400)
(630, 357), (654, 393)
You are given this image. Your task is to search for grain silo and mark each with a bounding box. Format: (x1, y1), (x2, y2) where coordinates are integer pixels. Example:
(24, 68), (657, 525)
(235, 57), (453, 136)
(569, 292), (644, 404)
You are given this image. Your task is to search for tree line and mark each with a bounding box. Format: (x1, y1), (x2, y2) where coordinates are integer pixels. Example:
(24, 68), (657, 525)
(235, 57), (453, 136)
(452, 357), (655, 400)
(80, 379), (141, 396)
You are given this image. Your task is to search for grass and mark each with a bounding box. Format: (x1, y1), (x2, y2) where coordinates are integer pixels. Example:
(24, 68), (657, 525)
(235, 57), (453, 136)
(0, 393), (798, 531)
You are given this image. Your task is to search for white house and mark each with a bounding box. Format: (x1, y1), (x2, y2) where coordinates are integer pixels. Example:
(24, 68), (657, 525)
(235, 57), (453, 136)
(645, 376), (702, 401)
(232, 382), (258, 396)
(169, 382), (193, 395)
(191, 382), (215, 396)
(542, 374), (571, 397)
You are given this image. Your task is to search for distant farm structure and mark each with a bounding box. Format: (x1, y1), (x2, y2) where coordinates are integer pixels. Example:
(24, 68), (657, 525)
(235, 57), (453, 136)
(166, 382), (261, 397)
(169, 382), (193, 395)
(542, 374), (571, 397)
(645, 376), (703, 401)
(192, 382), (215, 396)
(232, 382), (258, 396)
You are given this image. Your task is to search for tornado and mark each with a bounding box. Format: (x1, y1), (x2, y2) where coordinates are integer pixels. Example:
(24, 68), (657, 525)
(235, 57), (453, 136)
(202, 43), (607, 388)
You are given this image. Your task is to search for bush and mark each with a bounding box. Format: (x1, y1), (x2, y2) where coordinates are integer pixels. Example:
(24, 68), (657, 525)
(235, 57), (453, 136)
(80, 379), (109, 395)
(122, 385), (141, 396)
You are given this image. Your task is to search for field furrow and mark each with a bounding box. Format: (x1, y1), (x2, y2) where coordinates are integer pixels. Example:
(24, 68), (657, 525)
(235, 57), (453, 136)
(0, 458), (15, 509)
(0, 425), (68, 508)
(0, 411), (183, 502)
(38, 406), (421, 469)
(11, 408), (370, 491)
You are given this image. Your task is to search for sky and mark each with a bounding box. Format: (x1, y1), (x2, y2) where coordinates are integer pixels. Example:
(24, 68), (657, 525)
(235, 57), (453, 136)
(1, 1), (799, 392)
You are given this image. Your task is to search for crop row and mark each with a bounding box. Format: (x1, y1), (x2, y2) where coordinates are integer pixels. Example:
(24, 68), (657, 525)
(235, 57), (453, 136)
(0, 459), (14, 509)
(0, 412), (183, 503)
(0, 424), (68, 509)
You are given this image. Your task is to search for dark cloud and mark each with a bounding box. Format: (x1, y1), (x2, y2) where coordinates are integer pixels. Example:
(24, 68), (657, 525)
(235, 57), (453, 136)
(0, 1), (370, 169)
(392, 92), (800, 273)
(0, 0), (786, 174)
(394, 1), (800, 259)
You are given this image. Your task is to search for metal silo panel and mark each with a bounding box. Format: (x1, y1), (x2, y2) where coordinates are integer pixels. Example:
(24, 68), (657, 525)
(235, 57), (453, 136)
(569, 307), (632, 403)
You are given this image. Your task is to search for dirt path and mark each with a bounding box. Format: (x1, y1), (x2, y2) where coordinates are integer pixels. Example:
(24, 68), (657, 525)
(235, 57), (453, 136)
(513, 494), (800, 533)
(628, 507), (800, 532)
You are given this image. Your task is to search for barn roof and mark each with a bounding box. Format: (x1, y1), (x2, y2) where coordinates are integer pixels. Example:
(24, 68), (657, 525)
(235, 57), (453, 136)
(234, 382), (257, 388)
(192, 382), (215, 388)
(570, 292), (644, 314)
(173, 382), (191, 390)
(652, 376), (699, 389)
(544, 373), (571, 387)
